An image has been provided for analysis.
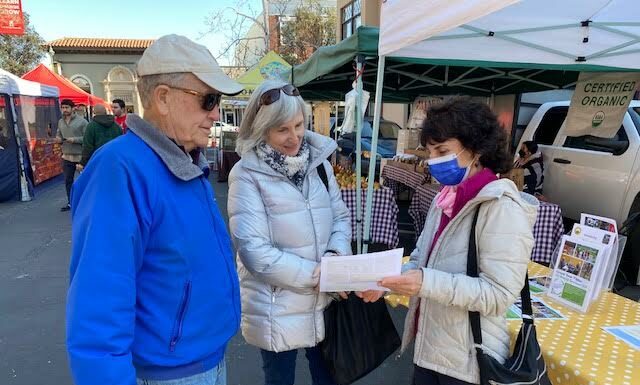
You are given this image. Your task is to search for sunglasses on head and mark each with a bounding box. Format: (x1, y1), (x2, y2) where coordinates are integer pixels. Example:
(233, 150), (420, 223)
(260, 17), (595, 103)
(164, 85), (222, 111)
(258, 84), (300, 107)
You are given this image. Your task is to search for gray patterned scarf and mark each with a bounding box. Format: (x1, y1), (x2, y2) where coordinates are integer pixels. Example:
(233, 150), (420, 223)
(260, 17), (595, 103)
(256, 139), (310, 190)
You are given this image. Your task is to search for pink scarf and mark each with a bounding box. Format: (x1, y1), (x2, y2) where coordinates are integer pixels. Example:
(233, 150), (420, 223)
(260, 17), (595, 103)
(435, 185), (457, 217)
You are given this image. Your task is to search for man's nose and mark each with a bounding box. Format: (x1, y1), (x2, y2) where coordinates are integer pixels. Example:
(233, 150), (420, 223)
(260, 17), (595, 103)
(207, 107), (220, 122)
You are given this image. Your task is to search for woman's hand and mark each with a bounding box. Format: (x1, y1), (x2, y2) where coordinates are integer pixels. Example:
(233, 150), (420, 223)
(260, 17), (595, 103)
(378, 269), (423, 296)
(355, 290), (385, 303)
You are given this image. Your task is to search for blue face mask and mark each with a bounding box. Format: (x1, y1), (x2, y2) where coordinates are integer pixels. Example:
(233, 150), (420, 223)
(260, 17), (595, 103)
(427, 150), (472, 186)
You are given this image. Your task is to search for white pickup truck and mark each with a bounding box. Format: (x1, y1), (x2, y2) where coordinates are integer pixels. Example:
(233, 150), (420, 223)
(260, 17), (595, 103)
(517, 100), (640, 227)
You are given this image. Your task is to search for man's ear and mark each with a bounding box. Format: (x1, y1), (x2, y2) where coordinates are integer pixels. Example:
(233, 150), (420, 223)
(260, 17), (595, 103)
(153, 85), (171, 116)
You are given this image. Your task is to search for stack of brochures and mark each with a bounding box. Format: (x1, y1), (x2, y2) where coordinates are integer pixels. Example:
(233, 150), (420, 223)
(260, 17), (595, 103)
(547, 214), (621, 313)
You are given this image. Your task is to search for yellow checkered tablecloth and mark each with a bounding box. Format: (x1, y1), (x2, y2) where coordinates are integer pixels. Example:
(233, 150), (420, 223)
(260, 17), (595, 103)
(385, 261), (640, 385)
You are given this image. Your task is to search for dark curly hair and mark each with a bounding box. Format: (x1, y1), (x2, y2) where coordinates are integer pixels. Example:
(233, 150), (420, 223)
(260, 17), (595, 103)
(421, 96), (512, 174)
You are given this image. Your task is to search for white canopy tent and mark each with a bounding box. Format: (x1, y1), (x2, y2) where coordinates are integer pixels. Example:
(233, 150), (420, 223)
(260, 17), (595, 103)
(361, 0), (640, 253)
(0, 69), (59, 201)
(0, 68), (59, 98)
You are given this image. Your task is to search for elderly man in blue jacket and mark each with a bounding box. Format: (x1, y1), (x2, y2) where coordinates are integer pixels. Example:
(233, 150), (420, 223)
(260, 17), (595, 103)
(66, 34), (243, 385)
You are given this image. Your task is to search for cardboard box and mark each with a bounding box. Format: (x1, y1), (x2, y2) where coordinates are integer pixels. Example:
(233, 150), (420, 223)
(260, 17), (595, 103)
(404, 149), (429, 159)
(387, 160), (416, 172)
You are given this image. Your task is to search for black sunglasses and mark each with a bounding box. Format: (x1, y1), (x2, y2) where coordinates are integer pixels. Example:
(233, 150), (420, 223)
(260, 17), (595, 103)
(258, 84), (300, 107)
(164, 85), (222, 111)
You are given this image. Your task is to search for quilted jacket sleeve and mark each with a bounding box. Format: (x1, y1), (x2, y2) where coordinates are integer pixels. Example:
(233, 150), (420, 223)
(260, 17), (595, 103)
(419, 197), (533, 317)
(228, 169), (319, 290)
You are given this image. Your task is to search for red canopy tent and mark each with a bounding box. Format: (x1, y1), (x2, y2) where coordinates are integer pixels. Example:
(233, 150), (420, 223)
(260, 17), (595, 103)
(22, 64), (109, 107)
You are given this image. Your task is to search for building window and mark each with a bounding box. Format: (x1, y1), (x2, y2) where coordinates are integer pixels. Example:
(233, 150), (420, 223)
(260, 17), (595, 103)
(70, 74), (93, 94)
(341, 0), (361, 39)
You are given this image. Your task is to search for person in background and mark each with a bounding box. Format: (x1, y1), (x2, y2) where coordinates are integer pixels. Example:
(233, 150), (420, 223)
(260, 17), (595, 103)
(514, 140), (544, 196)
(0, 119), (8, 149)
(56, 99), (88, 212)
(75, 104), (89, 121)
(112, 98), (128, 133)
(79, 104), (122, 168)
(227, 80), (359, 385)
(66, 34), (243, 385)
(379, 97), (537, 385)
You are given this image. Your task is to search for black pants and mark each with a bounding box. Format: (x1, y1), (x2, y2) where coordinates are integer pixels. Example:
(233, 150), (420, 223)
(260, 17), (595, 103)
(413, 365), (474, 385)
(260, 346), (336, 385)
(62, 159), (77, 204)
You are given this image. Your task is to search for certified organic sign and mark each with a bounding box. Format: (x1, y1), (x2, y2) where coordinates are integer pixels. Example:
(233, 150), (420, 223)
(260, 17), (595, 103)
(565, 72), (640, 138)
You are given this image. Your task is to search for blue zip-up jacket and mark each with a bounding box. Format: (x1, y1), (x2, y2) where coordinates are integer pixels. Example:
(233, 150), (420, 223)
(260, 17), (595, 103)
(66, 114), (240, 385)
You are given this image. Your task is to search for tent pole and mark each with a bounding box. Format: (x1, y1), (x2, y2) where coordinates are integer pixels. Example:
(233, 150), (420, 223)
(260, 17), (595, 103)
(354, 55), (364, 254)
(332, 101), (338, 165)
(9, 95), (32, 201)
(363, 55), (386, 254)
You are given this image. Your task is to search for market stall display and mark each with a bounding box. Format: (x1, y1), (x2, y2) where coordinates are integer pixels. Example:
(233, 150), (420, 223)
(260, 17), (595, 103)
(386, 261), (640, 385)
(407, 183), (442, 236)
(334, 165), (381, 190)
(340, 186), (398, 249)
(380, 162), (429, 197)
(549, 214), (621, 312)
(0, 68), (59, 202)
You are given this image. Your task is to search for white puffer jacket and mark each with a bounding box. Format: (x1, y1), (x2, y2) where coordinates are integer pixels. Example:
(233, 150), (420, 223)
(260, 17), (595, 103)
(401, 179), (538, 384)
(227, 131), (352, 352)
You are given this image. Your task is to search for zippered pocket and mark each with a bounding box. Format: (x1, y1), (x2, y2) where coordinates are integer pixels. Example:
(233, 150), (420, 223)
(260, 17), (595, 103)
(169, 280), (191, 352)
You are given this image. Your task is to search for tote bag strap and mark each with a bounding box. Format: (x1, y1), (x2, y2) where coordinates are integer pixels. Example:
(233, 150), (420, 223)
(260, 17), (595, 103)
(317, 163), (329, 192)
(467, 207), (534, 348)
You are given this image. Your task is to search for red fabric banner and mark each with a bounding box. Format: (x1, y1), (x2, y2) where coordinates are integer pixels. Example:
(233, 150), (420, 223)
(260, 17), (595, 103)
(0, 0), (24, 35)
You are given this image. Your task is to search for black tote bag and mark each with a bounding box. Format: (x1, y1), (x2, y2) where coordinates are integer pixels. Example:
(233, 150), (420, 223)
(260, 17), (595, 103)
(467, 209), (551, 385)
(320, 293), (401, 385)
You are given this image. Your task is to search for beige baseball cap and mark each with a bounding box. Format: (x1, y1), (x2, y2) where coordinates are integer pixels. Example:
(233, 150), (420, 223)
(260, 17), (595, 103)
(137, 34), (244, 96)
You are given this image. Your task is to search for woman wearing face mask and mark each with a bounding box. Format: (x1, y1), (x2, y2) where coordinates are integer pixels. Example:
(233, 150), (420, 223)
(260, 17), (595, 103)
(227, 80), (356, 385)
(379, 97), (538, 385)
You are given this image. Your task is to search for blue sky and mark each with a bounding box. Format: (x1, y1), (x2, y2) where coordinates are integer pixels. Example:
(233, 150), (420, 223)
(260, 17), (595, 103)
(23, 0), (262, 65)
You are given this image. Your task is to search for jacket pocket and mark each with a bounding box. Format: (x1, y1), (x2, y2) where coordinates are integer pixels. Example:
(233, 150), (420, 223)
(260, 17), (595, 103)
(169, 280), (191, 352)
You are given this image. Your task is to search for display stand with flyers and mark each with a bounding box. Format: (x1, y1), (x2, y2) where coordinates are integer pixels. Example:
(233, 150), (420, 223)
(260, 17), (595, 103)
(547, 214), (620, 313)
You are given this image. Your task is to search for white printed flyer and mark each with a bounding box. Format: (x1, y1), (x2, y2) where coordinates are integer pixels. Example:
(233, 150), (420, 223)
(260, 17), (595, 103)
(570, 223), (616, 295)
(602, 325), (640, 351)
(548, 235), (606, 313)
(506, 297), (566, 321)
(579, 214), (620, 290)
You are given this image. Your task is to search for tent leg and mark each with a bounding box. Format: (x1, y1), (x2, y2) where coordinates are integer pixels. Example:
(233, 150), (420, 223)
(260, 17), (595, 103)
(355, 56), (364, 255)
(9, 96), (32, 202)
(363, 55), (386, 254)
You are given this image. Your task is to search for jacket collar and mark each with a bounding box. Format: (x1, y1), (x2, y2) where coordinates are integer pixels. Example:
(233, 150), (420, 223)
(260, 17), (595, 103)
(425, 179), (539, 268)
(464, 178), (539, 218)
(126, 114), (208, 181)
(63, 113), (81, 126)
(241, 130), (337, 177)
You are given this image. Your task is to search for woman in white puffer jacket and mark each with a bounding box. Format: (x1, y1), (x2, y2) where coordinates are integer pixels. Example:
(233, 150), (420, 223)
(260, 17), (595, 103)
(380, 97), (538, 385)
(227, 80), (352, 385)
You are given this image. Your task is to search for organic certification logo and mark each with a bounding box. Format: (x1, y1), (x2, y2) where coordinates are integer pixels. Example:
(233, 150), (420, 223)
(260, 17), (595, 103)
(592, 111), (605, 127)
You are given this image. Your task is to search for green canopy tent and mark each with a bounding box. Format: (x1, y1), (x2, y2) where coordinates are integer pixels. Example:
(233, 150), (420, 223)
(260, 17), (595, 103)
(292, 26), (637, 104)
(293, 0), (640, 253)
